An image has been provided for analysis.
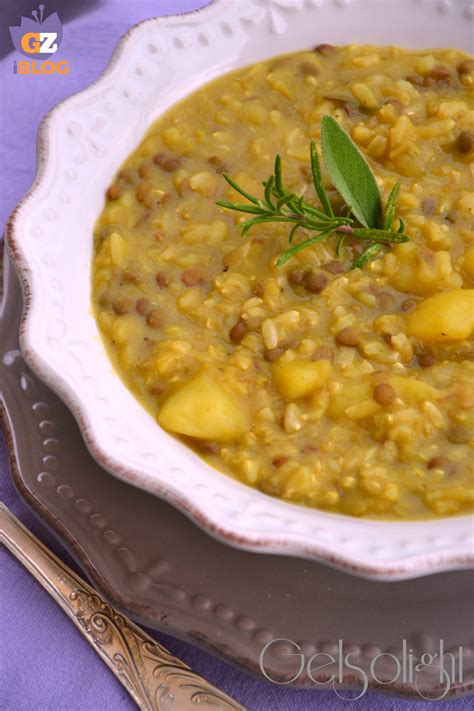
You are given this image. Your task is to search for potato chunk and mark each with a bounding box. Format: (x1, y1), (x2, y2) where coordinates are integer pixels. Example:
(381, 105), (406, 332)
(157, 370), (249, 441)
(406, 289), (474, 342)
(272, 359), (333, 400)
(328, 379), (380, 420)
(389, 243), (461, 295)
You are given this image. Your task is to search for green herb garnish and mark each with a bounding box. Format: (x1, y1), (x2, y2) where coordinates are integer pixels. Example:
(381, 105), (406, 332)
(216, 115), (409, 270)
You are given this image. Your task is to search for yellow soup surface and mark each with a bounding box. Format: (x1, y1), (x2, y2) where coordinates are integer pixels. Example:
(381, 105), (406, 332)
(92, 45), (474, 519)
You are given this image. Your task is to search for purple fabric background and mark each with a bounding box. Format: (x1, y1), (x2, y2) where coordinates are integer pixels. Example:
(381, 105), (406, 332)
(0, 1), (471, 709)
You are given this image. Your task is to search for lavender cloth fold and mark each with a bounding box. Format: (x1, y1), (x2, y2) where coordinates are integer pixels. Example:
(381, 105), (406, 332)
(0, 1), (471, 709)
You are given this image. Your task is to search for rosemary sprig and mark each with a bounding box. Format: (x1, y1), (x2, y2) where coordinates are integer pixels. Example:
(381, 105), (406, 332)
(216, 116), (409, 270)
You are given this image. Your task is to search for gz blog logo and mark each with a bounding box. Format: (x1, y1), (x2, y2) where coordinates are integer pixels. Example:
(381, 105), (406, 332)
(10, 4), (69, 75)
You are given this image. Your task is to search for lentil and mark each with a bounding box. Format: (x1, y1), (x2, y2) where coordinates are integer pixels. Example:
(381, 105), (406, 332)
(181, 268), (208, 287)
(229, 320), (247, 342)
(107, 183), (122, 200)
(136, 297), (150, 315)
(304, 271), (328, 293)
(324, 260), (345, 274)
(373, 383), (396, 406)
(336, 327), (362, 347)
(156, 272), (169, 287)
(153, 153), (182, 172)
(457, 130), (474, 153)
(146, 309), (163, 329)
(458, 59), (474, 74)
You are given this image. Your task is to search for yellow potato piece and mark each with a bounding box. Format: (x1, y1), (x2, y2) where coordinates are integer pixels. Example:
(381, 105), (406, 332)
(406, 289), (474, 342)
(157, 371), (249, 442)
(327, 379), (379, 420)
(272, 359), (333, 400)
(389, 243), (461, 295)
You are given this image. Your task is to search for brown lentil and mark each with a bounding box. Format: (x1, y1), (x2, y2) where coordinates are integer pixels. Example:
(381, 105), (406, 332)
(314, 43), (334, 54)
(336, 327), (361, 347)
(208, 155), (227, 173)
(418, 353), (437, 368)
(137, 161), (151, 179)
(107, 183), (122, 200)
(196, 440), (220, 454)
(377, 291), (396, 310)
(112, 299), (132, 315)
(146, 309), (163, 329)
(153, 153), (182, 172)
(304, 270), (328, 293)
(457, 130), (474, 153)
(430, 65), (451, 81)
(373, 383), (396, 406)
(324, 260), (345, 274)
(229, 320), (247, 342)
(264, 348), (284, 363)
(156, 272), (169, 287)
(272, 456), (290, 467)
(181, 268), (208, 287)
(136, 297), (150, 315)
(136, 182), (150, 203)
(458, 59), (474, 74)
(287, 269), (304, 285)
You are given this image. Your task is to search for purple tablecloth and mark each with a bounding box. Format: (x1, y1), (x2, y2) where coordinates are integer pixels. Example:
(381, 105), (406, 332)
(0, 2), (472, 709)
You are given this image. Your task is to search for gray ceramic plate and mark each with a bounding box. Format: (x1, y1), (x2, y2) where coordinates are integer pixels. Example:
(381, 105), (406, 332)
(1, 246), (473, 698)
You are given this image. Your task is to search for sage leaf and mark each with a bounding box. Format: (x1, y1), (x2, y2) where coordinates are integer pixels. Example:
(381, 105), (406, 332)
(321, 115), (381, 229)
(310, 140), (334, 217)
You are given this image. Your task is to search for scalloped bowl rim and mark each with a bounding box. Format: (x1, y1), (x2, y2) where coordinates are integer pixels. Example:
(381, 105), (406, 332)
(6, 0), (474, 580)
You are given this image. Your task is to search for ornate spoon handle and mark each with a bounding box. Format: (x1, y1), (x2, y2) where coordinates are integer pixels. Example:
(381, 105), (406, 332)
(0, 503), (248, 711)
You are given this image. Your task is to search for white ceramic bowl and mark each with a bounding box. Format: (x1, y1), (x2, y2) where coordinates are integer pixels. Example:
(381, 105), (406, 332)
(7, 0), (474, 580)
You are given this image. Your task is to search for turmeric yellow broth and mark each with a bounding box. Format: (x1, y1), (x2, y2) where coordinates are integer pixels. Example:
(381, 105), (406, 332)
(92, 45), (474, 519)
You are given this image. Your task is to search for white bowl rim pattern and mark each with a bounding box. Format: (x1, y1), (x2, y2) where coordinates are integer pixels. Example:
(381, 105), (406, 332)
(6, 0), (474, 580)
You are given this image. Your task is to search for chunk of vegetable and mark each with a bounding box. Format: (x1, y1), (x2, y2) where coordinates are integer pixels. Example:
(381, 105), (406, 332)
(327, 379), (379, 420)
(389, 243), (461, 295)
(405, 289), (474, 342)
(158, 371), (249, 441)
(272, 359), (333, 400)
